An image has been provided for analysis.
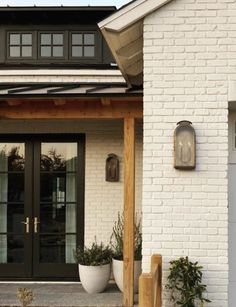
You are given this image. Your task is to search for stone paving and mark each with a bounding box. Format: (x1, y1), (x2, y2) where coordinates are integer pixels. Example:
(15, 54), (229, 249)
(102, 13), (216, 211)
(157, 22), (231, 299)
(0, 282), (138, 307)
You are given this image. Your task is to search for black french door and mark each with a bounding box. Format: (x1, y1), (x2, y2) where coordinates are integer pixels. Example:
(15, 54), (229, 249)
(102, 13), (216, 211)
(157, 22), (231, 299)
(0, 135), (85, 280)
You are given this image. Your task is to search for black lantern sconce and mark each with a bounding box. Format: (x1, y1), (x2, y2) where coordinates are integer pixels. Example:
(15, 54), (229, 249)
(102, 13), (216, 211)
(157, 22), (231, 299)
(106, 154), (119, 182)
(174, 120), (196, 170)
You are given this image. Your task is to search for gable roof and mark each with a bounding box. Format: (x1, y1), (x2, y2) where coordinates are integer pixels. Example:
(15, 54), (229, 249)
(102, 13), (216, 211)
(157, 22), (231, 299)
(98, 0), (172, 87)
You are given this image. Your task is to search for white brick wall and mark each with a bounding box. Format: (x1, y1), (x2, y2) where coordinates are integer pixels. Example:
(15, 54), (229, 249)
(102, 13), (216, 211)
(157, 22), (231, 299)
(143, 0), (236, 305)
(83, 120), (143, 246)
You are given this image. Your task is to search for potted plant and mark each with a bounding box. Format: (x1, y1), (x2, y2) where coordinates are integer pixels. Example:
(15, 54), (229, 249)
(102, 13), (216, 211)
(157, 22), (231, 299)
(165, 256), (211, 307)
(74, 240), (112, 294)
(110, 212), (142, 293)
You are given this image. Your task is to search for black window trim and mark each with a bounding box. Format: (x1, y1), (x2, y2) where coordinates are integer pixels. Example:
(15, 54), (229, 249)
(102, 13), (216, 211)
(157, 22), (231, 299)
(7, 31), (34, 59)
(70, 31), (97, 60)
(38, 31), (66, 60)
(5, 26), (103, 64)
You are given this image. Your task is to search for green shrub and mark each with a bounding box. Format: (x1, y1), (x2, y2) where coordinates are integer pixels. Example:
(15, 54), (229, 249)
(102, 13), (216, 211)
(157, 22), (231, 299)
(166, 256), (211, 307)
(74, 241), (112, 266)
(110, 212), (142, 261)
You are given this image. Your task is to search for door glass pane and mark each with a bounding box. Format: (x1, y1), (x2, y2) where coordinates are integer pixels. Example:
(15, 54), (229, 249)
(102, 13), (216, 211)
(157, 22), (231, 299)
(7, 203), (24, 234)
(8, 174), (24, 202)
(40, 202), (66, 233)
(40, 174), (66, 202)
(65, 203), (76, 232)
(0, 143), (25, 264)
(0, 143), (25, 171)
(41, 143), (77, 171)
(0, 235), (7, 263)
(66, 173), (76, 202)
(40, 235), (65, 263)
(0, 174), (7, 202)
(39, 142), (78, 264)
(66, 234), (76, 263)
(7, 235), (24, 263)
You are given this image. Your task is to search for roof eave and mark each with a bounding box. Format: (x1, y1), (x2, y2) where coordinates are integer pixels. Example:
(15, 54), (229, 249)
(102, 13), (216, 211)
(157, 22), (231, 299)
(98, 0), (173, 87)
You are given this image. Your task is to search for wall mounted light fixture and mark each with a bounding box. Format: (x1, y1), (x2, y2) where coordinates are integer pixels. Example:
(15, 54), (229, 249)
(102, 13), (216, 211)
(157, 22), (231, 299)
(174, 120), (196, 170)
(106, 153), (119, 182)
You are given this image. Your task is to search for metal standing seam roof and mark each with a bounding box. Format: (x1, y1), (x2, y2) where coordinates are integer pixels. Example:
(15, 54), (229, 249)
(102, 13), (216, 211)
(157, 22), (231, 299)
(0, 83), (143, 98)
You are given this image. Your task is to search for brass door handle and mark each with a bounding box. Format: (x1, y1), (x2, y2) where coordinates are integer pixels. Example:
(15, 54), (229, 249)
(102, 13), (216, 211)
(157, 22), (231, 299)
(21, 217), (30, 233)
(34, 217), (40, 233)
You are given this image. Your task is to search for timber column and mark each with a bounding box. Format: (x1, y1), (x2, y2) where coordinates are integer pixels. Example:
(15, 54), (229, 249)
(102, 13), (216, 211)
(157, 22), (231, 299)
(123, 117), (135, 307)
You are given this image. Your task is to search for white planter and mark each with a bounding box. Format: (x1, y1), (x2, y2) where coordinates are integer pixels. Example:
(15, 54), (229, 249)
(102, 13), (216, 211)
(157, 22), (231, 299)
(79, 263), (111, 294)
(112, 258), (142, 293)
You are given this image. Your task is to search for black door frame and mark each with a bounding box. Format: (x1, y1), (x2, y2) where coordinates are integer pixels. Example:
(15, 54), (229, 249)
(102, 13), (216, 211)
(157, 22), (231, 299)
(0, 134), (85, 280)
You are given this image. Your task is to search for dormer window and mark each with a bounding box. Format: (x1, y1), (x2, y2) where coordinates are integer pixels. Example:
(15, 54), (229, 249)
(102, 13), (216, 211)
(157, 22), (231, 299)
(9, 33), (32, 58)
(40, 33), (64, 58)
(6, 29), (106, 64)
(71, 33), (95, 58)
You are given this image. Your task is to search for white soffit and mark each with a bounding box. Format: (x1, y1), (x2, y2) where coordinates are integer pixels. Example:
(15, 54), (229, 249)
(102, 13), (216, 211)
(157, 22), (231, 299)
(0, 69), (126, 83)
(98, 0), (173, 87)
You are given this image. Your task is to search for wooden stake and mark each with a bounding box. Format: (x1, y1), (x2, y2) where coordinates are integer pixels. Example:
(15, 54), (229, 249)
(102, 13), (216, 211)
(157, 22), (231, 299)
(139, 273), (153, 307)
(151, 255), (162, 307)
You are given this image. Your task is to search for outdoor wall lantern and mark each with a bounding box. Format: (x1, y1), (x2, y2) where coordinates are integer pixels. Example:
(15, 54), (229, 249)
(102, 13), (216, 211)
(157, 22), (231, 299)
(174, 120), (196, 170)
(106, 154), (119, 182)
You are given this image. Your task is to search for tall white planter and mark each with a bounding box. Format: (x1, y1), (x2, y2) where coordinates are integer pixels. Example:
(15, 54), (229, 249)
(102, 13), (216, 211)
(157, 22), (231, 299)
(79, 263), (111, 294)
(112, 259), (141, 293)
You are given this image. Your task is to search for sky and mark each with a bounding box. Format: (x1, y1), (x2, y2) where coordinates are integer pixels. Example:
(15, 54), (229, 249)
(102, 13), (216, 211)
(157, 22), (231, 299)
(0, 0), (128, 7)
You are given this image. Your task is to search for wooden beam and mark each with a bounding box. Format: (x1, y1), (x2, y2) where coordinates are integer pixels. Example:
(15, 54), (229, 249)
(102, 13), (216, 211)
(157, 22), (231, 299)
(54, 99), (66, 106)
(0, 100), (142, 119)
(123, 117), (135, 307)
(7, 100), (22, 106)
(101, 97), (111, 106)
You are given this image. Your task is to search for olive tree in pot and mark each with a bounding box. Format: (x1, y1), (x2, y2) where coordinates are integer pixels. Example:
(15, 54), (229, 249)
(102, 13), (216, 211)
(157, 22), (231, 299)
(166, 256), (211, 307)
(74, 241), (113, 294)
(110, 212), (142, 293)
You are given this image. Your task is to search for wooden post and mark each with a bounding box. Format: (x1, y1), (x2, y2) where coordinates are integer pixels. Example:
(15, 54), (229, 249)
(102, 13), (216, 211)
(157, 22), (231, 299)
(139, 273), (153, 307)
(123, 117), (135, 307)
(151, 255), (162, 307)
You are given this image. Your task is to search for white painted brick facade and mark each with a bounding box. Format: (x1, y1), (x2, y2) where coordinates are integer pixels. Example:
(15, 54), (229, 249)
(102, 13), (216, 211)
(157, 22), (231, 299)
(143, 0), (236, 305)
(85, 120), (143, 246)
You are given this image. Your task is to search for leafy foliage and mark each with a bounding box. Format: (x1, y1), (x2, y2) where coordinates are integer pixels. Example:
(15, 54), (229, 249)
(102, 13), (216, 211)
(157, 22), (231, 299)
(166, 257), (211, 307)
(74, 241), (112, 266)
(110, 212), (142, 261)
(41, 149), (66, 171)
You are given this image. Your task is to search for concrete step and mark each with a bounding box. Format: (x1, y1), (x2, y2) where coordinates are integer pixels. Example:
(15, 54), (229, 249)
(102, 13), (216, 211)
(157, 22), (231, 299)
(0, 283), (135, 307)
